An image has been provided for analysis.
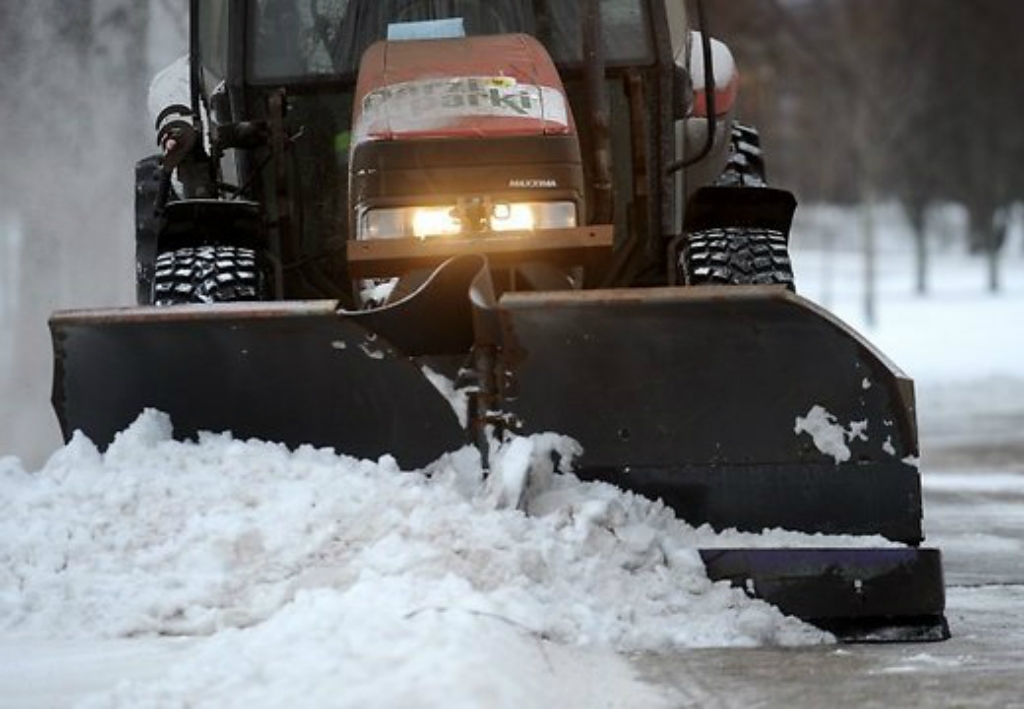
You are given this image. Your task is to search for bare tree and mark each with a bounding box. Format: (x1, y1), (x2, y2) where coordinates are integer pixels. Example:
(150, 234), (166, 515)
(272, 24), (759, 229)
(709, 0), (1024, 295)
(932, 0), (1024, 292)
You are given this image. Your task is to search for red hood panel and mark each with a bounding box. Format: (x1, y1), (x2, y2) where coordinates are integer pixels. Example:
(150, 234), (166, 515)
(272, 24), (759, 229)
(353, 34), (573, 145)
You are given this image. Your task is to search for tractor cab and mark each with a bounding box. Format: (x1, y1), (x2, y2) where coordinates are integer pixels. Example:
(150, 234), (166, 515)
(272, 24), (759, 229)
(167, 0), (705, 302)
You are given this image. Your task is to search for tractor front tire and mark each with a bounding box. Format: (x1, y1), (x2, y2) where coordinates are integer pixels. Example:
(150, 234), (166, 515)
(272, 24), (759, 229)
(152, 245), (271, 305)
(680, 226), (795, 290)
(716, 124), (767, 188)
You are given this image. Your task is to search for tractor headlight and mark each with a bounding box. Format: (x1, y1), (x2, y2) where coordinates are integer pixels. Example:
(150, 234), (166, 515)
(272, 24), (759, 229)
(489, 202), (538, 232)
(411, 206), (463, 237)
(360, 201), (577, 239)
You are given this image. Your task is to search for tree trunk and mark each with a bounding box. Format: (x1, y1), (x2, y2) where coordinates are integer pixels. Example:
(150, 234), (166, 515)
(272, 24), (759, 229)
(988, 211), (1008, 294)
(905, 202), (929, 296)
(969, 205), (1003, 293)
(862, 191), (877, 327)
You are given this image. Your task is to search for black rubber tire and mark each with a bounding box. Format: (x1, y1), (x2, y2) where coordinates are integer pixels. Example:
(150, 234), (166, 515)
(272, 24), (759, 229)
(680, 226), (795, 290)
(715, 123), (767, 188)
(152, 245), (271, 305)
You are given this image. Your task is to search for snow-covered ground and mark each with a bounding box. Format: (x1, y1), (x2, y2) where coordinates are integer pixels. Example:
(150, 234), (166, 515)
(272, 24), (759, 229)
(1, 204), (1023, 707)
(792, 203), (1024, 385)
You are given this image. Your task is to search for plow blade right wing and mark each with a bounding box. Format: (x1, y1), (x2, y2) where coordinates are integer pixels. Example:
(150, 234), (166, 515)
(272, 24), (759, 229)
(493, 285), (925, 542)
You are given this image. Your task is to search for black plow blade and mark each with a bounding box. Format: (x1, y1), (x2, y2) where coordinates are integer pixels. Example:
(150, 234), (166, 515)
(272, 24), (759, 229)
(700, 548), (949, 642)
(491, 285), (925, 543)
(49, 256), (493, 466)
(50, 301), (466, 467)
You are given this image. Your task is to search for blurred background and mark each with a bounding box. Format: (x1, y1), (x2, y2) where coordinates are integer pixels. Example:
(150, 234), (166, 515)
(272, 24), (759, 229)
(1, 0), (1022, 467)
(709, 0), (1024, 297)
(0, 0), (186, 464)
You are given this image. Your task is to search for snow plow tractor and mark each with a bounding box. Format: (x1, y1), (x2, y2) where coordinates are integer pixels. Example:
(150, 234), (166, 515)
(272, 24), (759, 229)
(50, 0), (948, 642)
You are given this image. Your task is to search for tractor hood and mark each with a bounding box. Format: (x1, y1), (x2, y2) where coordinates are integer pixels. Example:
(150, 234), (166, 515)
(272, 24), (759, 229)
(352, 34), (574, 146)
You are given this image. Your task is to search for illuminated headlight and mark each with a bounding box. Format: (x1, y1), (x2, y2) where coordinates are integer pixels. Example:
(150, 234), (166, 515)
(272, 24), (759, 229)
(360, 201), (577, 239)
(489, 202), (538, 231)
(411, 207), (463, 237)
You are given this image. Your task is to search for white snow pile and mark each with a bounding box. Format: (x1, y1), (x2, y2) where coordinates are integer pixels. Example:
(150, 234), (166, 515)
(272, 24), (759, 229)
(0, 409), (882, 705)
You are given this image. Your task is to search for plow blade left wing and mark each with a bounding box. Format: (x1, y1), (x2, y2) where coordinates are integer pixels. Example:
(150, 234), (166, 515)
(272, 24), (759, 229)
(50, 301), (466, 467)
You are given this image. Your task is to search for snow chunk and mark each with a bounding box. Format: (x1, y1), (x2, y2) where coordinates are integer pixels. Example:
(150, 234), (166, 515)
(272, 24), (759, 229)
(41, 429), (103, 476)
(847, 419), (869, 443)
(487, 435), (535, 509)
(486, 432), (581, 511)
(882, 436), (896, 456)
(794, 405), (853, 463)
(107, 408), (173, 456)
(359, 277), (398, 305)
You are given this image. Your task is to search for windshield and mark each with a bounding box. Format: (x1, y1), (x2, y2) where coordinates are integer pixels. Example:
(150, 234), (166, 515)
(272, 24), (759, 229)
(249, 0), (652, 82)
